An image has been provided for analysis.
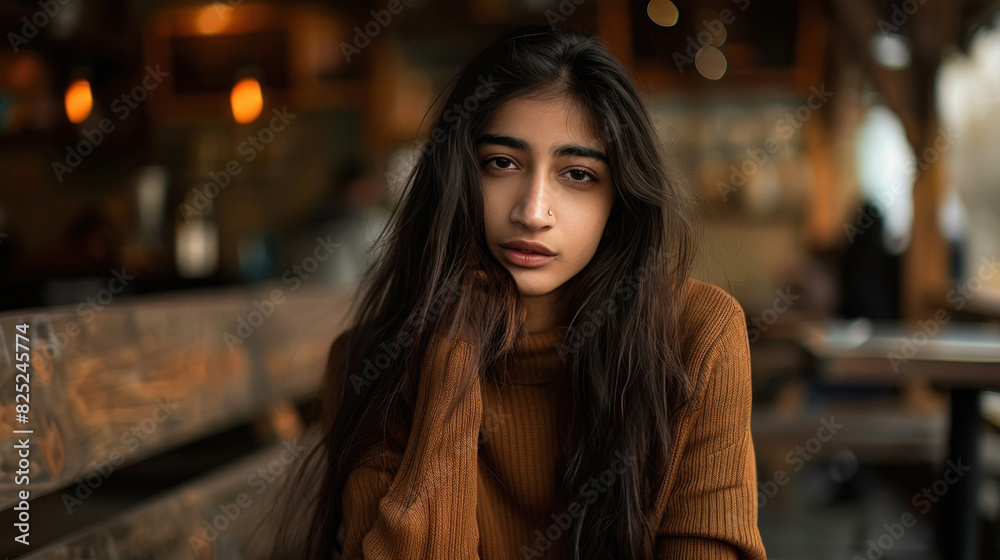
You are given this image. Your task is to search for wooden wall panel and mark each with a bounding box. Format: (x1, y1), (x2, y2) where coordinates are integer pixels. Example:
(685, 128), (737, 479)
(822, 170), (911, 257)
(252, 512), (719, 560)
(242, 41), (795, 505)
(0, 283), (354, 512)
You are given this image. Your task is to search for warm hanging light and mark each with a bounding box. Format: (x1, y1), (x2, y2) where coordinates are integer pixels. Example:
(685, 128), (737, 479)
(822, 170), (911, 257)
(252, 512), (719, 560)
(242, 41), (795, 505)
(230, 77), (262, 123)
(196, 5), (231, 35)
(65, 79), (92, 123)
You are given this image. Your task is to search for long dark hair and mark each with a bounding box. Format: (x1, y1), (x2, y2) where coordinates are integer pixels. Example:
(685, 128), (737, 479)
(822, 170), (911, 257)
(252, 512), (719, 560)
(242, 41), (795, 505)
(256, 26), (698, 560)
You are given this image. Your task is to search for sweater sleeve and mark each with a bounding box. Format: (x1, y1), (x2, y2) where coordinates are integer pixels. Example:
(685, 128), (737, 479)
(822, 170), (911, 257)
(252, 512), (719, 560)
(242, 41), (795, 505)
(339, 333), (483, 559)
(655, 298), (767, 560)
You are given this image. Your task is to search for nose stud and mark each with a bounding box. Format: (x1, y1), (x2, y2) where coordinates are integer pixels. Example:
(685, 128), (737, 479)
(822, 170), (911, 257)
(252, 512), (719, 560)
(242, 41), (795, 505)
(548, 210), (553, 216)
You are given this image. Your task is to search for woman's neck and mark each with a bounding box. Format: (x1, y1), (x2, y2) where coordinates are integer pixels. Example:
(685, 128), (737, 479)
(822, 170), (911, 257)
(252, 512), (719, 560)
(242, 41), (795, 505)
(522, 288), (567, 333)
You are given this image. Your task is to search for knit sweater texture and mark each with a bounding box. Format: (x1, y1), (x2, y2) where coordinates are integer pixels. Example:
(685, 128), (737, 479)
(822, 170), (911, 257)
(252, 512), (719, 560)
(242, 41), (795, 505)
(323, 277), (767, 559)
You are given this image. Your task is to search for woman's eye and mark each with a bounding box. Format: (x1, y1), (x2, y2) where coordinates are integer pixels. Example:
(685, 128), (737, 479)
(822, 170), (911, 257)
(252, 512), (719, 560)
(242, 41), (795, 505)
(565, 169), (597, 183)
(484, 157), (515, 170)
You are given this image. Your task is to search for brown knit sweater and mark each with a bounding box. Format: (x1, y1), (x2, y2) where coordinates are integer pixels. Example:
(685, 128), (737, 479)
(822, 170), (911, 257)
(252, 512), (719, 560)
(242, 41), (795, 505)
(324, 277), (767, 559)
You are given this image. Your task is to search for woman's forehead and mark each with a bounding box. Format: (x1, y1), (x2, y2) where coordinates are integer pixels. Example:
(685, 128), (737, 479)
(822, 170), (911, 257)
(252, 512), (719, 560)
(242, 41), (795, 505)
(482, 94), (605, 151)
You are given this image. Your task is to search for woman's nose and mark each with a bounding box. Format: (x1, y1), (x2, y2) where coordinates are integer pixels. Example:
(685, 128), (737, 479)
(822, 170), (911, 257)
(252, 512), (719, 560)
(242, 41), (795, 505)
(511, 169), (554, 230)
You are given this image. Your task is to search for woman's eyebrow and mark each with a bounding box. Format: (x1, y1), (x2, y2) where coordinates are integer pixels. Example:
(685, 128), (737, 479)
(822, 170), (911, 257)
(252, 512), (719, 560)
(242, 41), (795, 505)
(477, 133), (608, 164)
(554, 144), (608, 165)
(477, 133), (530, 152)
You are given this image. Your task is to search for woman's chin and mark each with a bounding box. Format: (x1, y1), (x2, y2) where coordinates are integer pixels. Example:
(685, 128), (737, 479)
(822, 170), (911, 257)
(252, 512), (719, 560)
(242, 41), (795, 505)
(512, 280), (558, 298)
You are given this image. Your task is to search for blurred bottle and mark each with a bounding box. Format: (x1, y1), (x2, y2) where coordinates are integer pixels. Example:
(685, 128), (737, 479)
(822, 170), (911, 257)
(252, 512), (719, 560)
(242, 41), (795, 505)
(121, 165), (170, 277)
(238, 230), (277, 282)
(175, 184), (219, 279)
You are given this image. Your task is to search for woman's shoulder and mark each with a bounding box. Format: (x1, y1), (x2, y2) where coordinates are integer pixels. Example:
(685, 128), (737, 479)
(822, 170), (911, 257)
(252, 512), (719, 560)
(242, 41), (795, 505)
(674, 277), (749, 392)
(676, 277), (745, 335)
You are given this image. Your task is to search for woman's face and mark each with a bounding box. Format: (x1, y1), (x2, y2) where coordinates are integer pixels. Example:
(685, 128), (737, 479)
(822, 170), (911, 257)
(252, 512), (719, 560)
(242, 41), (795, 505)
(478, 93), (615, 300)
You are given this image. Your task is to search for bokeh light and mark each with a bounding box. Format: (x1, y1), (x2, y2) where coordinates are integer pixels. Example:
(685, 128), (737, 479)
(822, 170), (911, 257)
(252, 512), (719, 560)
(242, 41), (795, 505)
(695, 46), (727, 80)
(647, 0), (679, 28)
(871, 32), (911, 69)
(64, 79), (92, 123)
(230, 77), (263, 123)
(196, 5), (232, 35)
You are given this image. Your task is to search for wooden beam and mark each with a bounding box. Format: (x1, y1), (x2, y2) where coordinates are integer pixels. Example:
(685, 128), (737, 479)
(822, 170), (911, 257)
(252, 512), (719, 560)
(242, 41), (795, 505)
(597, 0), (634, 72)
(827, 0), (920, 147)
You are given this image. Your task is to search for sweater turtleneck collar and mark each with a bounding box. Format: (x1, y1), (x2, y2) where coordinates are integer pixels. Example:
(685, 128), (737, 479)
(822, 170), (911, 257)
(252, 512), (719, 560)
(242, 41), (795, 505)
(495, 324), (571, 385)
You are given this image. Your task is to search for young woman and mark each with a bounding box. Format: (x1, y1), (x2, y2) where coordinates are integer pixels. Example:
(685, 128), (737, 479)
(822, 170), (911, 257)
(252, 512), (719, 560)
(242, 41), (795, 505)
(263, 26), (766, 560)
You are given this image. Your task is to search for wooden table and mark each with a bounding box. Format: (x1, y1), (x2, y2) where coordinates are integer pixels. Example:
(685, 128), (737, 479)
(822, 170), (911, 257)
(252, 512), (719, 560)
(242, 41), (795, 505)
(798, 319), (1000, 560)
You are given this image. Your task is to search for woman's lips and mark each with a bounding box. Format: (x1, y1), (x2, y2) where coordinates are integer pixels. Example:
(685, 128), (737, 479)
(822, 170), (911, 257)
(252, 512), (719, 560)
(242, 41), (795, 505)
(501, 247), (555, 268)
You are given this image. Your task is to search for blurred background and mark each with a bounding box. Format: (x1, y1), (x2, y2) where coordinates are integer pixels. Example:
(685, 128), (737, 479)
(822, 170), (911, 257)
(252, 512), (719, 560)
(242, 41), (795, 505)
(0, 0), (999, 558)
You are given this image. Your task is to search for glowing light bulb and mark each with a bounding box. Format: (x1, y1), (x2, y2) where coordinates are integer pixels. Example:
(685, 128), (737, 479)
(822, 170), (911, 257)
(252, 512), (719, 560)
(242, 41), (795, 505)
(196, 5), (231, 35)
(230, 78), (263, 124)
(65, 79), (92, 123)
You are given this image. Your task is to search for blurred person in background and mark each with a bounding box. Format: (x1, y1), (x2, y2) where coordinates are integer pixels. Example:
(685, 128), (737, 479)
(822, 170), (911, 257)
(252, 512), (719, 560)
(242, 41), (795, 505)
(836, 200), (901, 320)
